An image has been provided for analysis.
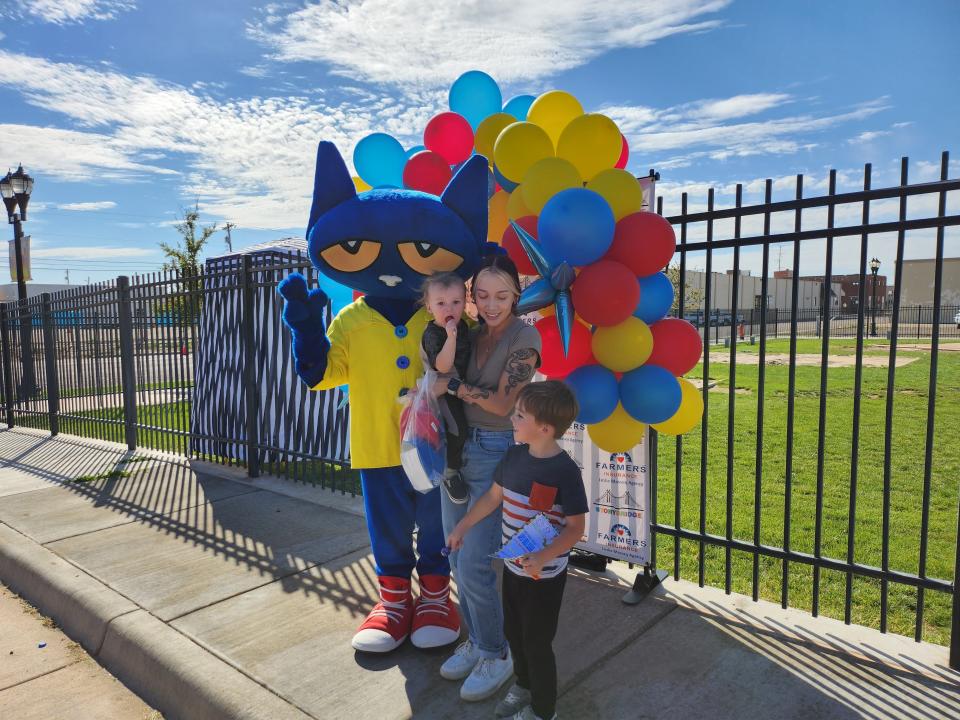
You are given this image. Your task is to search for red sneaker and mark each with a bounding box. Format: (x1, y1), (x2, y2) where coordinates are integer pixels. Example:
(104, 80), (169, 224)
(410, 574), (461, 649)
(351, 576), (413, 653)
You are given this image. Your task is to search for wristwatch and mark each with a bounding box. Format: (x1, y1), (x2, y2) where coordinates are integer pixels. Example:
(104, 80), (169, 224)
(447, 378), (462, 397)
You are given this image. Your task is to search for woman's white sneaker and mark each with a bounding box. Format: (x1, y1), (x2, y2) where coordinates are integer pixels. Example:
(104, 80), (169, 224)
(440, 639), (479, 680)
(459, 648), (513, 701)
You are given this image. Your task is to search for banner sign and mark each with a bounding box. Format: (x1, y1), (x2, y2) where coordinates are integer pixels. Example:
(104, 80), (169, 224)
(559, 423), (650, 565)
(8, 235), (32, 282)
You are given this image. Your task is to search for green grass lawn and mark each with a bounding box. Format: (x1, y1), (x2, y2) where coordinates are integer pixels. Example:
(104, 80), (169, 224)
(654, 337), (959, 645)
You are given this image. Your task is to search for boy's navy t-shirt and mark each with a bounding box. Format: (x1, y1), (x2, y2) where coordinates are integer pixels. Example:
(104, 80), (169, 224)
(493, 444), (588, 579)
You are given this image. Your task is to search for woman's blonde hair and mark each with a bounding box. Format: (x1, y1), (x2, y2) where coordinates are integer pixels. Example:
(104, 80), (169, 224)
(470, 255), (521, 311)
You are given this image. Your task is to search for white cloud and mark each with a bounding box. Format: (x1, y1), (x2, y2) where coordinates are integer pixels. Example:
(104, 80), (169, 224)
(848, 130), (891, 144)
(3, 0), (135, 24)
(0, 50), (443, 228)
(251, 0), (730, 85)
(33, 245), (153, 260)
(604, 96), (889, 169)
(56, 201), (118, 211)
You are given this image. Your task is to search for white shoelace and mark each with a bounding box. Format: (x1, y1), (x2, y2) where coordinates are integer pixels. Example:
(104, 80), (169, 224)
(416, 584), (449, 617)
(369, 586), (409, 623)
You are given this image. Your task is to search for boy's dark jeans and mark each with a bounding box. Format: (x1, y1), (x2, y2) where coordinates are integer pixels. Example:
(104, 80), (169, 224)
(502, 568), (567, 719)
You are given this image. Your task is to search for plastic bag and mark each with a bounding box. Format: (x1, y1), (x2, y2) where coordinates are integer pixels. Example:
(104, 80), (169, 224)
(400, 370), (447, 494)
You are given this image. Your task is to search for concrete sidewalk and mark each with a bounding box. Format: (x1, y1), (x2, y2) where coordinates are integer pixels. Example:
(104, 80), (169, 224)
(0, 428), (957, 720)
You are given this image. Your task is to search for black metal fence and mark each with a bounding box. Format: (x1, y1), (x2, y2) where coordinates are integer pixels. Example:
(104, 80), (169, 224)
(652, 151), (959, 668)
(0, 152), (957, 667)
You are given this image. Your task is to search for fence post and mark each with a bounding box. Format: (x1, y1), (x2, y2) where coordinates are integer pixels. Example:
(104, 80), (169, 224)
(116, 276), (138, 451)
(40, 294), (59, 436)
(241, 255), (260, 477)
(0, 304), (15, 428)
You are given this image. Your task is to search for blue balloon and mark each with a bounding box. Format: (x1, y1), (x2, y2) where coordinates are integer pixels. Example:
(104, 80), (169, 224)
(493, 164), (519, 193)
(406, 144), (425, 159)
(538, 188), (615, 267)
(620, 366), (681, 424)
(565, 364), (619, 424)
(353, 133), (406, 188)
(317, 273), (354, 316)
(449, 70), (503, 130)
(503, 94), (536, 121)
(634, 272), (675, 324)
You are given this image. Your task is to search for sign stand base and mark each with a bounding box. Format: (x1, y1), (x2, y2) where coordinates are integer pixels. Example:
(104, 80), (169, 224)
(622, 565), (668, 605)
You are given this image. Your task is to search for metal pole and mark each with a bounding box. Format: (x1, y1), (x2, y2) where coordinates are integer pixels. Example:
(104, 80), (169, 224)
(0, 304), (15, 427)
(871, 271), (877, 337)
(241, 255), (260, 477)
(40, 293), (59, 436)
(116, 276), (138, 451)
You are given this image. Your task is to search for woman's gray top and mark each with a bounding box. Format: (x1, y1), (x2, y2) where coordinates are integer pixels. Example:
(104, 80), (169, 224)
(464, 317), (542, 431)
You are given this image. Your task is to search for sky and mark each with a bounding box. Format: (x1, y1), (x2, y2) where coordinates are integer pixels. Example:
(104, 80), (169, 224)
(0, 0), (958, 287)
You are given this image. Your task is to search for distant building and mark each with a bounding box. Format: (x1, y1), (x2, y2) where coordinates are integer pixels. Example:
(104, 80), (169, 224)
(896, 258), (960, 306)
(0, 283), (72, 303)
(795, 273), (888, 312)
(680, 269), (840, 313)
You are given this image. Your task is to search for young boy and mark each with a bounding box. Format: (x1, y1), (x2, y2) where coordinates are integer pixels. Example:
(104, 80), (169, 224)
(420, 272), (471, 504)
(446, 381), (587, 720)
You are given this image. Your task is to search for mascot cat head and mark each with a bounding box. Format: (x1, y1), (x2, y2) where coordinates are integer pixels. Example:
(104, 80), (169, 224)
(305, 142), (489, 299)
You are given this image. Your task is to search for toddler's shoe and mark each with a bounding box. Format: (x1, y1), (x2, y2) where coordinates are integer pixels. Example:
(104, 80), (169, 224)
(442, 469), (469, 504)
(511, 707), (557, 720)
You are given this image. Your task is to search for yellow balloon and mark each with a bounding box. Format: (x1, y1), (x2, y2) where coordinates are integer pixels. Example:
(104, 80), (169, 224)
(493, 122), (554, 183)
(586, 168), (643, 221)
(474, 112), (516, 163)
(527, 90), (584, 148)
(488, 190), (510, 242)
(588, 403), (647, 452)
(352, 175), (372, 192)
(592, 317), (653, 372)
(506, 187), (534, 220)
(557, 113), (623, 181)
(520, 158), (582, 214)
(652, 378), (704, 436)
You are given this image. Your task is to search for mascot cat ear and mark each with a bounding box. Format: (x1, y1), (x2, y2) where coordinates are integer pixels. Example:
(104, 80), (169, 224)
(441, 155), (488, 247)
(306, 141), (357, 239)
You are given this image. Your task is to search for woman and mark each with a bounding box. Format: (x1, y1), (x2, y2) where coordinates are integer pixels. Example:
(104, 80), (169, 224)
(433, 255), (541, 702)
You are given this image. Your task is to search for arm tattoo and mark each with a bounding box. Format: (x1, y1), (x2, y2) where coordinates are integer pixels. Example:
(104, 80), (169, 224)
(462, 384), (491, 404)
(504, 348), (537, 396)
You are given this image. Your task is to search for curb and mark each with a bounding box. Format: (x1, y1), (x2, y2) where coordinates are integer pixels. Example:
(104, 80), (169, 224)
(0, 523), (136, 654)
(0, 522), (311, 720)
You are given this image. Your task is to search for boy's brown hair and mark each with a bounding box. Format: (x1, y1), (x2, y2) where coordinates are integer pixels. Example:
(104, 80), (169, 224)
(517, 380), (579, 439)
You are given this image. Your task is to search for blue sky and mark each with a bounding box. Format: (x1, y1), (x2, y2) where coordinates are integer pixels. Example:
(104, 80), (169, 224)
(1, 0), (957, 285)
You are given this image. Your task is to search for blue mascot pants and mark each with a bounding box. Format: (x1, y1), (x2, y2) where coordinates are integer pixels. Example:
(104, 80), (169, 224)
(360, 466), (449, 579)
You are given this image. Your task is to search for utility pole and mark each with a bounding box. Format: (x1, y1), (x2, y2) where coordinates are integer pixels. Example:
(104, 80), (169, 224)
(224, 222), (235, 253)
(65, 269), (70, 285)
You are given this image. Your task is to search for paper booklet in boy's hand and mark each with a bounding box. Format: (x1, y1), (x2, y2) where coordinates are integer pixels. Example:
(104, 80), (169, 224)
(495, 513), (558, 559)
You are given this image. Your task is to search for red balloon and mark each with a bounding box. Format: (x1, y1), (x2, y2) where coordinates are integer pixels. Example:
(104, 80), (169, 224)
(535, 317), (593, 378)
(646, 318), (703, 376)
(604, 211), (676, 277)
(615, 134), (629, 170)
(424, 112), (474, 165)
(501, 215), (539, 275)
(403, 151), (453, 195)
(571, 260), (640, 327)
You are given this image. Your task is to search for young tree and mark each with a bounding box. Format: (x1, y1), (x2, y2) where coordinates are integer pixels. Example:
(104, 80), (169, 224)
(157, 204), (217, 323)
(666, 263), (704, 316)
(160, 204), (217, 277)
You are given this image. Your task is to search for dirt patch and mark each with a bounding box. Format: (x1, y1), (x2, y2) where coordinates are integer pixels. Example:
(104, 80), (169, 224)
(873, 342), (960, 352)
(709, 353), (918, 368)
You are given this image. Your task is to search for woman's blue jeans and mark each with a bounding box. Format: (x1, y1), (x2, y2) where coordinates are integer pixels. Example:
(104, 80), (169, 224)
(441, 427), (513, 659)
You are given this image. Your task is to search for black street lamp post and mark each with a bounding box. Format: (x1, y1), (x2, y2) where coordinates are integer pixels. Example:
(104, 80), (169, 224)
(1, 165), (37, 397)
(870, 257), (881, 337)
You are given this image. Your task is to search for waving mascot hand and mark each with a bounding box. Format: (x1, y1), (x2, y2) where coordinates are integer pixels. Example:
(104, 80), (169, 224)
(278, 142), (489, 653)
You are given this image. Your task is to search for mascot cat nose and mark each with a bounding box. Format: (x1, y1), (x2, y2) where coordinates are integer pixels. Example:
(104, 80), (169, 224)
(379, 275), (402, 287)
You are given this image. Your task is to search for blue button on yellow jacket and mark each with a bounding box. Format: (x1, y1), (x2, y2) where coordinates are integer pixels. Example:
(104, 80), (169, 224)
(311, 298), (431, 469)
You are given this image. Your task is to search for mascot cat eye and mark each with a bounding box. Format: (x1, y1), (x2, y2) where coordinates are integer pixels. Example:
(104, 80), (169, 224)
(398, 242), (463, 274)
(320, 239), (382, 273)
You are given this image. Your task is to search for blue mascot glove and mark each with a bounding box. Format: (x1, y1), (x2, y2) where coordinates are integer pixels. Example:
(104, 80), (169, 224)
(277, 272), (331, 388)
